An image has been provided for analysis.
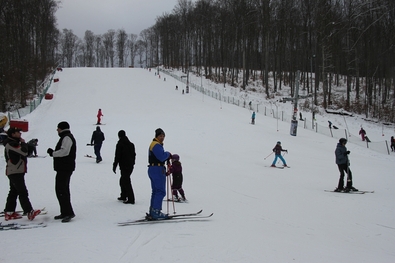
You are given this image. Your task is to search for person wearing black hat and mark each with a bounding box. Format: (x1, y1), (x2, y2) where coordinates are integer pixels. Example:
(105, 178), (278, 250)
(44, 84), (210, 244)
(47, 121), (76, 222)
(147, 128), (171, 220)
(3, 127), (41, 221)
(334, 138), (358, 192)
(91, 126), (105, 163)
(112, 130), (136, 204)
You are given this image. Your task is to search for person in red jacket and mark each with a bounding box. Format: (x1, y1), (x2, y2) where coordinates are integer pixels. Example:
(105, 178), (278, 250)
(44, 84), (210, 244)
(97, 109), (103, 125)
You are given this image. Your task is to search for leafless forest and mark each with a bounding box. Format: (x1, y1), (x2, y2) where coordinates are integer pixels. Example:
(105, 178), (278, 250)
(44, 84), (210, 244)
(1, 0), (394, 121)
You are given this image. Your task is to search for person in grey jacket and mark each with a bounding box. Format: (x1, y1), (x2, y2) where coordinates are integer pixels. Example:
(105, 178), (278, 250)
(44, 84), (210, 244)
(334, 138), (358, 192)
(3, 127), (41, 221)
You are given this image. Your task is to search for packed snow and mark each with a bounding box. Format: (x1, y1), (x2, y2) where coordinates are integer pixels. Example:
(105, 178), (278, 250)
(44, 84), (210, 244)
(0, 68), (394, 263)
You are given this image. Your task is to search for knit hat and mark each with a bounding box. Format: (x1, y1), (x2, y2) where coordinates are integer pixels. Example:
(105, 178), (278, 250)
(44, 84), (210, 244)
(277, 141), (281, 144)
(57, 121), (70, 130)
(155, 128), (165, 137)
(7, 127), (22, 137)
(172, 154), (180, 161)
(118, 130), (126, 138)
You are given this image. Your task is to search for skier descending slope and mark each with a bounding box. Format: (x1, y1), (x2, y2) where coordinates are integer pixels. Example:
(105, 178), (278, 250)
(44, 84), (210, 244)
(147, 128), (172, 220)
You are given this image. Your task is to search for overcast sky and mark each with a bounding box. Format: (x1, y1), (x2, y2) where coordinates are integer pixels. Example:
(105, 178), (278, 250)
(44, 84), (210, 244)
(56, 0), (183, 38)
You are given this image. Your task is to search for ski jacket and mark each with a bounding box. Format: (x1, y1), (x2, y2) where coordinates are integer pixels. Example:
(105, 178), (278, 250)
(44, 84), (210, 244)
(170, 160), (182, 175)
(272, 144), (286, 155)
(3, 137), (28, 175)
(148, 138), (170, 166)
(91, 127), (105, 145)
(335, 143), (348, 165)
(113, 136), (136, 170)
(97, 110), (103, 118)
(52, 129), (77, 172)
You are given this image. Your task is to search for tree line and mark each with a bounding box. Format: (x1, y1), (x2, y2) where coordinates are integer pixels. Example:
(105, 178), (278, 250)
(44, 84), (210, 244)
(1, 0), (395, 122)
(151, 0), (395, 121)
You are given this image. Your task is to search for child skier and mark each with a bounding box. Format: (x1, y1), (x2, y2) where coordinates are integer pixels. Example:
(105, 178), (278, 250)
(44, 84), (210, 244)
(271, 141), (288, 167)
(97, 109), (103, 125)
(251, 111), (256, 124)
(169, 154), (186, 202)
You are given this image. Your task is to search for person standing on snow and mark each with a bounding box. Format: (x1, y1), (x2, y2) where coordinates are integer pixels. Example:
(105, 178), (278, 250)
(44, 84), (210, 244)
(251, 111), (256, 125)
(112, 130), (136, 204)
(168, 154), (186, 202)
(391, 136), (395, 152)
(147, 128), (171, 220)
(334, 138), (358, 192)
(271, 141), (288, 167)
(359, 127), (366, 141)
(97, 109), (103, 125)
(91, 126), (105, 163)
(47, 121), (76, 223)
(3, 127), (41, 221)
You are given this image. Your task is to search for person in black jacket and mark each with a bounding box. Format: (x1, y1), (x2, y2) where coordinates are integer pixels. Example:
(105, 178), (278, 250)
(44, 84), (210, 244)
(113, 130), (136, 204)
(91, 126), (105, 163)
(47, 121), (77, 223)
(334, 138), (358, 192)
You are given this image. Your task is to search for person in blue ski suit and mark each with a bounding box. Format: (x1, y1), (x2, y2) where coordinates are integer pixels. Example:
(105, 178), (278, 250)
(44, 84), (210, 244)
(251, 111), (256, 124)
(271, 141), (288, 167)
(147, 128), (171, 219)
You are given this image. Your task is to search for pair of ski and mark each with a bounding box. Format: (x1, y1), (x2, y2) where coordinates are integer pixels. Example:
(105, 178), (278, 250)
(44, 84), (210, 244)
(118, 210), (213, 226)
(0, 207), (47, 218)
(265, 165), (291, 169)
(0, 221), (47, 231)
(325, 190), (374, 194)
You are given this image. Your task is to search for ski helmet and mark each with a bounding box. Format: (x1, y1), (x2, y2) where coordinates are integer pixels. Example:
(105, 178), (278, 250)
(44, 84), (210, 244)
(172, 154), (180, 161)
(277, 141), (281, 144)
(339, 138), (347, 144)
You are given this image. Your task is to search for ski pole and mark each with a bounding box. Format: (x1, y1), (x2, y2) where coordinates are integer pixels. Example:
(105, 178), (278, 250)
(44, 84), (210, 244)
(264, 152), (274, 160)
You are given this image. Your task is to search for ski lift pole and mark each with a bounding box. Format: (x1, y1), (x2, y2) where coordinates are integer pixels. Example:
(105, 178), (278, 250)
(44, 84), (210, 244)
(342, 111), (351, 137)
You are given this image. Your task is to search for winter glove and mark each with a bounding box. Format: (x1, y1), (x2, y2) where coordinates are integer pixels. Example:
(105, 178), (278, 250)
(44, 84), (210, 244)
(47, 148), (54, 157)
(346, 151), (350, 154)
(112, 164), (117, 174)
(285, 150), (288, 153)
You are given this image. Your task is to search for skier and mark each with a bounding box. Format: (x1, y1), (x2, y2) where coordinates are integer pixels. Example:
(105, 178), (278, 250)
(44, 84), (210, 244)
(334, 138), (358, 192)
(391, 136), (395, 152)
(112, 130), (136, 204)
(251, 111), (256, 124)
(91, 126), (105, 163)
(27, 138), (38, 157)
(168, 154), (186, 202)
(359, 127), (366, 141)
(271, 141), (288, 167)
(3, 127), (41, 221)
(97, 109), (103, 125)
(147, 128), (171, 220)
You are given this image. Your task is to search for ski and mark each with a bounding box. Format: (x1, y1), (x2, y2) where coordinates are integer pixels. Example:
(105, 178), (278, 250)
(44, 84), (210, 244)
(118, 210), (207, 226)
(265, 165), (290, 169)
(0, 207), (46, 217)
(118, 212), (213, 226)
(325, 190), (374, 194)
(27, 155), (47, 158)
(0, 222), (47, 231)
(164, 199), (188, 203)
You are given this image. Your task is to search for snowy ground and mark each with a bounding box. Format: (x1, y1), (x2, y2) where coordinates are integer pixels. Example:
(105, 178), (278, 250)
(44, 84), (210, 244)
(0, 68), (394, 263)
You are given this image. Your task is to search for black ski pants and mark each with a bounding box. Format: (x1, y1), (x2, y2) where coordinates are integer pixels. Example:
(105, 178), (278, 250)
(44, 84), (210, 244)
(5, 173), (33, 213)
(55, 170), (75, 216)
(119, 167), (135, 202)
(337, 163), (353, 189)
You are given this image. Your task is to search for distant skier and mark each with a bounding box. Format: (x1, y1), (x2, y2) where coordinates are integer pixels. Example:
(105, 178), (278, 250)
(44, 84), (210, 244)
(334, 138), (358, 192)
(271, 141), (288, 167)
(251, 111), (256, 125)
(27, 138), (39, 157)
(91, 126), (105, 163)
(391, 136), (395, 152)
(359, 127), (366, 141)
(168, 154), (186, 202)
(97, 109), (103, 125)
